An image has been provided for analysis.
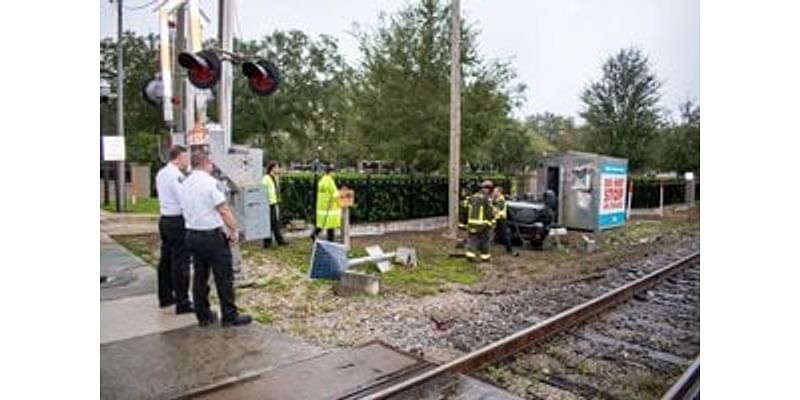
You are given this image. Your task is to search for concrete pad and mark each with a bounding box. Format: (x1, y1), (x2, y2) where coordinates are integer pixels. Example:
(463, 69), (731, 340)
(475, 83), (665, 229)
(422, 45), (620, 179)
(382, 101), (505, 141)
(334, 271), (381, 296)
(101, 238), (156, 301)
(100, 324), (323, 400)
(193, 342), (428, 400)
(101, 294), (195, 344)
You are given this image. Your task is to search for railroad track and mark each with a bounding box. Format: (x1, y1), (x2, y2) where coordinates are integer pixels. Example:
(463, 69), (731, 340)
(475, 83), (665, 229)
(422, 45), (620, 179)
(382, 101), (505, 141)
(345, 252), (700, 399)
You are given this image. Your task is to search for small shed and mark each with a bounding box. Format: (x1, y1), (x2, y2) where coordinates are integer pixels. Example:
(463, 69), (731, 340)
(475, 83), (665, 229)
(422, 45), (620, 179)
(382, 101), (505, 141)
(537, 152), (628, 231)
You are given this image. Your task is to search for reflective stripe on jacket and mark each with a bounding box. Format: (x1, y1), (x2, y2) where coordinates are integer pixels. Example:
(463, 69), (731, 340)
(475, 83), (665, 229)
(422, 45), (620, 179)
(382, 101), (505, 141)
(467, 192), (494, 230)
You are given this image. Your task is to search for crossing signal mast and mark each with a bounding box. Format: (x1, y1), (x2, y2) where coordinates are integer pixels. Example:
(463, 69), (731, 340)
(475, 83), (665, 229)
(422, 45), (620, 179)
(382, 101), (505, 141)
(149, 0), (280, 283)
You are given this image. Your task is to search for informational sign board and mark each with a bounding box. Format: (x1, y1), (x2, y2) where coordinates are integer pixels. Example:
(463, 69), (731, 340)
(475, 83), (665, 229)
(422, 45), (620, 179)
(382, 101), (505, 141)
(598, 162), (627, 228)
(339, 188), (355, 208)
(309, 240), (349, 280)
(102, 136), (126, 161)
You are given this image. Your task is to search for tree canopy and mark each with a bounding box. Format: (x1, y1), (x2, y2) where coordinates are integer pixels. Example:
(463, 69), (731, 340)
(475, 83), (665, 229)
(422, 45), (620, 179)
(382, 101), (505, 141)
(351, 0), (525, 172)
(581, 47), (663, 170)
(100, 10), (698, 175)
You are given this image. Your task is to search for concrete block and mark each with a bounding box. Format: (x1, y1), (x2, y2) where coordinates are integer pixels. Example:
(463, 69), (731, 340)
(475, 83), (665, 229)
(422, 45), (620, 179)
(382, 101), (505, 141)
(394, 247), (418, 267)
(334, 271), (380, 296)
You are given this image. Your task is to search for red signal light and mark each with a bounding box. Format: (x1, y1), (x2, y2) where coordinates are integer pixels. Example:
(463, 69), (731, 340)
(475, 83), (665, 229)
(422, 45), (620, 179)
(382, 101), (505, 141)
(242, 60), (280, 96)
(178, 50), (221, 89)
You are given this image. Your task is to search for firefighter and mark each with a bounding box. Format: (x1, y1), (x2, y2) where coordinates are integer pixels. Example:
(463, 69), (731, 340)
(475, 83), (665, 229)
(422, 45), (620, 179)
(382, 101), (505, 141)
(312, 164), (340, 241)
(466, 180), (495, 261)
(492, 185), (518, 256)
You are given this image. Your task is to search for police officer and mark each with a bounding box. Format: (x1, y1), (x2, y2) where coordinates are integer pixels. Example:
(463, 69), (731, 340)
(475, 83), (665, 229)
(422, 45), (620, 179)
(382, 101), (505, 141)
(155, 145), (193, 313)
(492, 185), (518, 256)
(312, 164), (340, 241)
(181, 150), (251, 327)
(262, 160), (287, 248)
(466, 180), (495, 261)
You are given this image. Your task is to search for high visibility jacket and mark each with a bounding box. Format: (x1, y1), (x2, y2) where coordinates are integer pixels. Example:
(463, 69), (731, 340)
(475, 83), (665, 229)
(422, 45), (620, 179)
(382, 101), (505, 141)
(493, 194), (508, 220)
(316, 174), (341, 229)
(467, 192), (494, 232)
(262, 174), (279, 205)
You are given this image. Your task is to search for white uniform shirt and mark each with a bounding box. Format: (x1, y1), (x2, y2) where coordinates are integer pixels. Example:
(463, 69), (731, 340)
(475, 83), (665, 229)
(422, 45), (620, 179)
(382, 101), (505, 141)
(155, 162), (185, 216)
(180, 169), (226, 230)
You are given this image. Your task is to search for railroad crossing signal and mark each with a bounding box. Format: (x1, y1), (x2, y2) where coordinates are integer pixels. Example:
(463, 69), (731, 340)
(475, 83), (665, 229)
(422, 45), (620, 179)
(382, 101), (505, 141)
(142, 75), (165, 106)
(177, 50), (279, 96)
(242, 59), (280, 96)
(178, 50), (222, 89)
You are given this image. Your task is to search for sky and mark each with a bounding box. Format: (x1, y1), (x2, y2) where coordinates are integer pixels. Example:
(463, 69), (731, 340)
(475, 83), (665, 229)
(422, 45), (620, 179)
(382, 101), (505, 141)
(100, 0), (699, 120)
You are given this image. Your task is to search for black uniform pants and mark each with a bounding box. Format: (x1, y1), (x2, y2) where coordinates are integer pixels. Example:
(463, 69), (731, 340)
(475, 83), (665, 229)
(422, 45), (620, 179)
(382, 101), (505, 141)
(263, 204), (286, 247)
(313, 228), (335, 241)
(495, 219), (513, 253)
(157, 216), (191, 307)
(186, 229), (239, 322)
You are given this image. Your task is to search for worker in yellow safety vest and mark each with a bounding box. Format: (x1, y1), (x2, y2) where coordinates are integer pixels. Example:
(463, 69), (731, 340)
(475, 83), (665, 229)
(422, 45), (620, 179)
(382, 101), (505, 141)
(312, 164), (340, 241)
(262, 161), (287, 248)
(492, 185), (518, 256)
(466, 180), (495, 261)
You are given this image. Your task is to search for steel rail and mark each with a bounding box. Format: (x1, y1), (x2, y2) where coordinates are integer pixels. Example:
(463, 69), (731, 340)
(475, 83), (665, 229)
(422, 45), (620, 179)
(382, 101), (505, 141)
(661, 357), (700, 400)
(359, 252), (700, 399)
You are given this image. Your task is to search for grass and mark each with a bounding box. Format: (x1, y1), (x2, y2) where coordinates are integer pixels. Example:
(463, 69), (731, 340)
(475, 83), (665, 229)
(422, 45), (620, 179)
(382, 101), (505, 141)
(244, 234), (482, 298)
(101, 198), (160, 215)
(113, 234), (160, 267)
(382, 256), (480, 297)
(252, 306), (275, 325)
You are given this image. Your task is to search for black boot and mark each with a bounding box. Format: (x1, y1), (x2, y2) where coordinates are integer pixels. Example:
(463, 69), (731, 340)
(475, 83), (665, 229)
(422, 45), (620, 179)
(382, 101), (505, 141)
(222, 314), (252, 327)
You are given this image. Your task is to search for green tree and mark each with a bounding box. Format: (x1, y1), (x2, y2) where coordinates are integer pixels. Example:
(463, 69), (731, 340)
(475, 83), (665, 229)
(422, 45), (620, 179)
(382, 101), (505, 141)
(481, 121), (554, 173)
(229, 31), (354, 164)
(352, 0), (524, 172)
(100, 32), (164, 165)
(653, 100), (700, 173)
(525, 112), (583, 152)
(581, 47), (662, 170)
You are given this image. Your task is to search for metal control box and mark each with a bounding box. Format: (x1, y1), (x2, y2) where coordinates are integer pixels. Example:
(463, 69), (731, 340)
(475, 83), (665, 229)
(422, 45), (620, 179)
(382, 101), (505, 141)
(239, 185), (271, 240)
(171, 126), (271, 241)
(538, 152), (628, 231)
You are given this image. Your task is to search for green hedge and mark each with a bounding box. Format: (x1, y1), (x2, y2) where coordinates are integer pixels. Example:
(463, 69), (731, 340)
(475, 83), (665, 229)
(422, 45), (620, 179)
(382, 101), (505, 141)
(279, 173), (510, 224)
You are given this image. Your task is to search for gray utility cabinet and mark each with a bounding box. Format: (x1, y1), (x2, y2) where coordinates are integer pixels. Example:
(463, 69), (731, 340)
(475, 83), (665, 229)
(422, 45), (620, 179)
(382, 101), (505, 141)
(537, 152), (629, 231)
(172, 127), (271, 241)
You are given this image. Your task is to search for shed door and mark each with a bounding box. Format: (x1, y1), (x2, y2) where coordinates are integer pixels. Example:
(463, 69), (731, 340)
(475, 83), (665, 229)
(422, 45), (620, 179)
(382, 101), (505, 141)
(546, 166), (560, 222)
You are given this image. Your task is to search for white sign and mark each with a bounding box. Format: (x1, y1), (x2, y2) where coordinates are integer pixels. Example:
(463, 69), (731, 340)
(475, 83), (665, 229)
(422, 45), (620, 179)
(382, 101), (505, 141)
(103, 136), (126, 161)
(684, 172), (695, 181)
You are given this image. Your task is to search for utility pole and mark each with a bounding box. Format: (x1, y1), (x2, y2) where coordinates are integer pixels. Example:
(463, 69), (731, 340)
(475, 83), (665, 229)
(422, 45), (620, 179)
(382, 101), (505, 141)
(115, 0), (126, 212)
(448, 0), (461, 237)
(218, 0), (234, 148)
